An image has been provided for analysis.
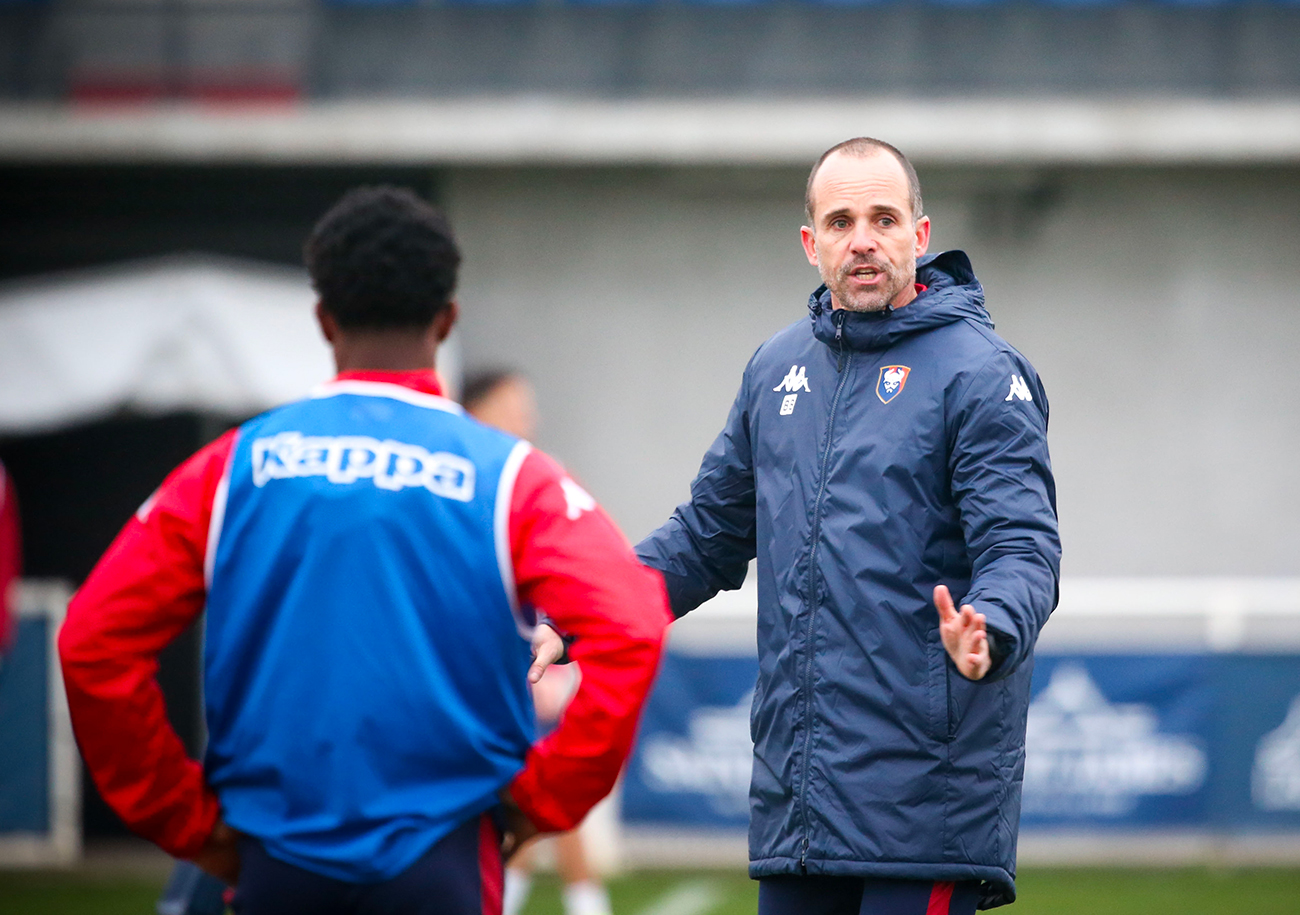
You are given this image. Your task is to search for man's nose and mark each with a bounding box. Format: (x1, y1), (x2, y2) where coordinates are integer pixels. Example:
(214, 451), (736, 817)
(847, 223), (879, 253)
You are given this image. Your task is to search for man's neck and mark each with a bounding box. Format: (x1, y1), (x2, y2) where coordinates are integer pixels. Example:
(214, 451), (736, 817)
(332, 329), (438, 374)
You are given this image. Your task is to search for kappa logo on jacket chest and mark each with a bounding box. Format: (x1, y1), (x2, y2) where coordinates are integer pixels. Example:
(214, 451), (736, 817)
(774, 365), (811, 416)
(876, 365), (911, 404)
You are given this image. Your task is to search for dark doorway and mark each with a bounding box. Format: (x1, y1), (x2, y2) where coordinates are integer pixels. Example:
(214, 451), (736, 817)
(0, 164), (443, 280)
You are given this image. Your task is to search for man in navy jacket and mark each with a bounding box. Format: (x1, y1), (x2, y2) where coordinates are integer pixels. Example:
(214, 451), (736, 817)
(636, 139), (1061, 913)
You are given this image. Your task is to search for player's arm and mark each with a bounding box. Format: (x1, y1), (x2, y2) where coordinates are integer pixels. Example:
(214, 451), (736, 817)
(57, 431), (237, 860)
(634, 370), (758, 618)
(504, 450), (672, 834)
(946, 353), (1061, 682)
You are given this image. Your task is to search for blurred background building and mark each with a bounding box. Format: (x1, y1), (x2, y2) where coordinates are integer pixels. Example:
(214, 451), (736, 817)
(1, 0), (1299, 868)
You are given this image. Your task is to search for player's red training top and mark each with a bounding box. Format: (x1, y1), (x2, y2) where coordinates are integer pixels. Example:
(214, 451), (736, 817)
(59, 370), (671, 860)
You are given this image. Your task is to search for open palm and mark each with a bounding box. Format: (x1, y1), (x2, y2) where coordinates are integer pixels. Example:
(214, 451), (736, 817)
(934, 584), (992, 681)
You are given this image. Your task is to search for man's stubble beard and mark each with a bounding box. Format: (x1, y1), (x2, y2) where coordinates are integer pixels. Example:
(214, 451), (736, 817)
(820, 247), (917, 314)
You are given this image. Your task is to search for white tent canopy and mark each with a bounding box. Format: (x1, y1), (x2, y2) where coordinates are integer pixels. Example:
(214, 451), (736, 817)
(0, 254), (337, 434)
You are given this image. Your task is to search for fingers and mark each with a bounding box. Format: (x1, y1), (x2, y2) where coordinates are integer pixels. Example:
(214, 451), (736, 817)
(528, 626), (566, 684)
(496, 789), (540, 863)
(936, 592), (993, 681)
(933, 585), (956, 622)
(959, 623), (991, 680)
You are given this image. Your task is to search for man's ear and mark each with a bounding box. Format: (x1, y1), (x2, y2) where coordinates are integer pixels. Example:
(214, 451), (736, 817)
(432, 301), (459, 344)
(800, 226), (819, 267)
(914, 216), (932, 258)
(315, 302), (338, 343)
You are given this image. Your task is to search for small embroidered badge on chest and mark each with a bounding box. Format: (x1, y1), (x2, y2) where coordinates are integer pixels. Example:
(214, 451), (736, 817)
(876, 365), (911, 404)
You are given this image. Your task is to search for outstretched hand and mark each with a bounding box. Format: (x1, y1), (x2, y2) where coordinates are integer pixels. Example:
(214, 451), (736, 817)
(934, 585), (992, 681)
(528, 624), (566, 685)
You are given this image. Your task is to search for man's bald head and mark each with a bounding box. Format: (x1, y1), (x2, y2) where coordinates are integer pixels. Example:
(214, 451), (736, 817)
(804, 138), (924, 225)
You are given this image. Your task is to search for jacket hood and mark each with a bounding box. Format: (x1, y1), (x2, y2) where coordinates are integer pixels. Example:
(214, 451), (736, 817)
(808, 250), (992, 353)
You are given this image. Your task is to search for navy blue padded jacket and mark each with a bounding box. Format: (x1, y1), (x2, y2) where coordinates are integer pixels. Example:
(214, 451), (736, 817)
(636, 250), (1060, 908)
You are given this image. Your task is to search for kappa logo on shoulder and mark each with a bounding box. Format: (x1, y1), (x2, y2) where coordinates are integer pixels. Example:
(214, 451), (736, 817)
(1005, 374), (1034, 402)
(876, 365), (911, 404)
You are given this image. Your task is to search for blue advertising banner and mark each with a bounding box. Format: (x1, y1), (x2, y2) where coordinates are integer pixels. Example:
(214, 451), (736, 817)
(1213, 655), (1300, 830)
(622, 653), (756, 827)
(1021, 656), (1212, 826)
(0, 617), (50, 833)
(624, 649), (1300, 833)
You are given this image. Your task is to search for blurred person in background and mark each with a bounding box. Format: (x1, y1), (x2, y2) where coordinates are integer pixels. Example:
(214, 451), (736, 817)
(463, 369), (614, 915)
(58, 186), (670, 915)
(0, 459), (20, 668)
(633, 139), (1060, 914)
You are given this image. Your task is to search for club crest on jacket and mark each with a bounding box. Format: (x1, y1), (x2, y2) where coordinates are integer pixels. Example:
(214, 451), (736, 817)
(876, 365), (911, 404)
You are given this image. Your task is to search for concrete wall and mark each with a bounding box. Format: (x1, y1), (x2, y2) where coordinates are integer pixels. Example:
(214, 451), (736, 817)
(447, 164), (1300, 577)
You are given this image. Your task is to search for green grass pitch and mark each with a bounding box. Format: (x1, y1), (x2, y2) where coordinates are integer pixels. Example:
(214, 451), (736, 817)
(3, 867), (1300, 915)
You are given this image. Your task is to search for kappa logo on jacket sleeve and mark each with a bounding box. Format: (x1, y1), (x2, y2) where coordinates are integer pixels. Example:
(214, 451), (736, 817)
(1005, 374), (1034, 403)
(251, 432), (475, 501)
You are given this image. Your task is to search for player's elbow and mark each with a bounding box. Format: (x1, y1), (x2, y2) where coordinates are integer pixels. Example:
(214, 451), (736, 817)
(58, 592), (113, 674)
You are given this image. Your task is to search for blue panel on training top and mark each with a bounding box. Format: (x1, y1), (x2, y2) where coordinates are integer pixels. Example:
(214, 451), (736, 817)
(204, 385), (534, 883)
(623, 652), (758, 827)
(0, 618), (50, 833)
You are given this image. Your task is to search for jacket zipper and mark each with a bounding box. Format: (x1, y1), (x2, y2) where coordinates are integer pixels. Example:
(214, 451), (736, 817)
(796, 340), (853, 872)
(834, 311), (847, 372)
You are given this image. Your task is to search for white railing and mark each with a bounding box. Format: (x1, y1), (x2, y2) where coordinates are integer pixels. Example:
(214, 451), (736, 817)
(670, 577), (1300, 654)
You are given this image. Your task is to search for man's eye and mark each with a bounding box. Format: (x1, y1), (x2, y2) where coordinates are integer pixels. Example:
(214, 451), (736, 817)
(831, 219), (849, 230)
(879, 217), (895, 228)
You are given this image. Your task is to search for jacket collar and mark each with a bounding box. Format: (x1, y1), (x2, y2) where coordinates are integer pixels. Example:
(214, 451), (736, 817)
(807, 250), (993, 354)
(332, 369), (445, 398)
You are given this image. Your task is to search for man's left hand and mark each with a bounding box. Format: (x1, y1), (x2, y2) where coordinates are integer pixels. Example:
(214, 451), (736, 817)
(189, 819), (241, 886)
(934, 585), (991, 681)
(528, 624), (567, 684)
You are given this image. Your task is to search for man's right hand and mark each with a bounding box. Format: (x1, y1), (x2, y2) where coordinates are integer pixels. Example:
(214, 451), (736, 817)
(497, 789), (540, 862)
(189, 819), (241, 886)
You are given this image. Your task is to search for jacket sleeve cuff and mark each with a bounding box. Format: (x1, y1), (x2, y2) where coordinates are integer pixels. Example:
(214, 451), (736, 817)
(969, 601), (1025, 683)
